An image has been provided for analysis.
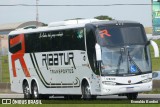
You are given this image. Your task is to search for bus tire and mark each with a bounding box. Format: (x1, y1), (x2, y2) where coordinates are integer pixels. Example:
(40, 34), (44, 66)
(31, 82), (40, 99)
(126, 92), (138, 100)
(23, 82), (31, 99)
(82, 82), (92, 100)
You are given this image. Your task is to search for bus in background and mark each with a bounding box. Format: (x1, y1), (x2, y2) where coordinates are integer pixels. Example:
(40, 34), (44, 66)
(8, 19), (159, 99)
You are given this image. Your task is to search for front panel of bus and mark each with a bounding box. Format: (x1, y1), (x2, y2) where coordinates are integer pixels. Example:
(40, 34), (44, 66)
(87, 23), (152, 95)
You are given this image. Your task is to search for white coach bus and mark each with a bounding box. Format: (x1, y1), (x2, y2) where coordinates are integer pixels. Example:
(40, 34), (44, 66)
(8, 19), (159, 99)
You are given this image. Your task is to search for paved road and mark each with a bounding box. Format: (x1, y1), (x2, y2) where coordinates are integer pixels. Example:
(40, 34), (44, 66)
(0, 94), (160, 100)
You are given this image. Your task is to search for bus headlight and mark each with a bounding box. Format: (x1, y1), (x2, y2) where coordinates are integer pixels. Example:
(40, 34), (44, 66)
(102, 81), (116, 85)
(142, 78), (152, 83)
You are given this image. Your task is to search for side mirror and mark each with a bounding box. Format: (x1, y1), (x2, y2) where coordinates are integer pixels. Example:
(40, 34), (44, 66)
(95, 43), (102, 61)
(150, 40), (159, 57)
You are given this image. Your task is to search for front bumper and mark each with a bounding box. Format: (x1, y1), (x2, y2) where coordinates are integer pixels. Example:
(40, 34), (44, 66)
(101, 81), (152, 95)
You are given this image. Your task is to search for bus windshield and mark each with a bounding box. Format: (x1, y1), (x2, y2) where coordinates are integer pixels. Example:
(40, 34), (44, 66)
(101, 45), (151, 76)
(95, 25), (151, 76)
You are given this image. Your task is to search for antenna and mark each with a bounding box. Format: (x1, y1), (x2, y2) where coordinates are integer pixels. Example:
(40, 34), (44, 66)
(36, 0), (39, 27)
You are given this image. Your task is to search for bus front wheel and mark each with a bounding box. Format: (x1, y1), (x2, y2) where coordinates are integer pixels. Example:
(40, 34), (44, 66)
(82, 82), (96, 100)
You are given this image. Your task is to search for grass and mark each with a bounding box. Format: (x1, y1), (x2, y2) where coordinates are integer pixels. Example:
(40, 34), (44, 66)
(1, 55), (9, 82)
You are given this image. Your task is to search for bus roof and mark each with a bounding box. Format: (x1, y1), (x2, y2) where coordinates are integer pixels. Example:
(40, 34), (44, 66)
(9, 19), (99, 35)
(9, 19), (140, 36)
(88, 20), (140, 27)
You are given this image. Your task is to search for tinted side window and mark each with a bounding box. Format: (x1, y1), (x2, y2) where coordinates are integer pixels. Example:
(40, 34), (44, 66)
(9, 35), (22, 53)
(40, 31), (63, 51)
(20, 28), (85, 53)
(65, 28), (85, 50)
(25, 33), (41, 52)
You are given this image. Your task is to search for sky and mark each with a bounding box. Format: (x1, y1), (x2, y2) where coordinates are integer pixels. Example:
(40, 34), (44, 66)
(0, 0), (152, 27)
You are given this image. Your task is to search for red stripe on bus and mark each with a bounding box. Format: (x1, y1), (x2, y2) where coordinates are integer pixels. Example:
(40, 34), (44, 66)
(10, 34), (30, 77)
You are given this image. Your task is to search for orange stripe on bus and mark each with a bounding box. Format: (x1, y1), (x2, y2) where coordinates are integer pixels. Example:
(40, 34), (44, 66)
(10, 34), (30, 77)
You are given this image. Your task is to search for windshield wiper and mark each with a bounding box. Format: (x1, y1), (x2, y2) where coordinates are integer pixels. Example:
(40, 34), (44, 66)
(127, 51), (142, 74)
(116, 48), (124, 75)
